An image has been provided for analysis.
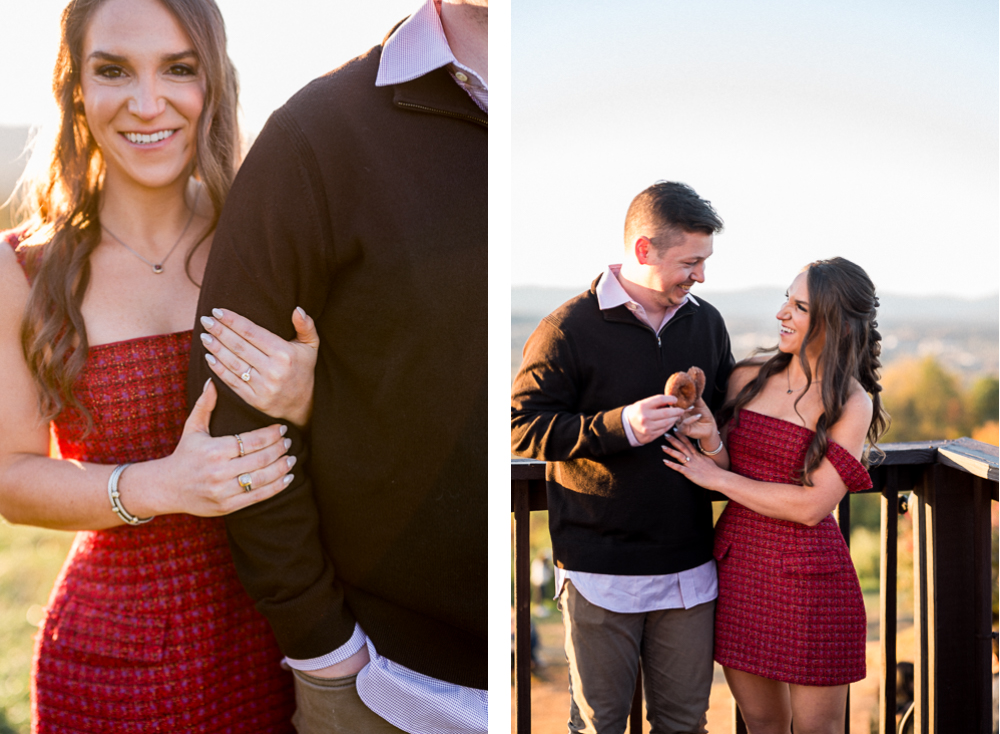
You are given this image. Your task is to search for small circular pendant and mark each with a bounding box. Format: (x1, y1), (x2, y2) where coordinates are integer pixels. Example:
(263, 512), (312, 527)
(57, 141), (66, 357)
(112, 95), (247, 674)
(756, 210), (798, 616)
(152, 264), (164, 274)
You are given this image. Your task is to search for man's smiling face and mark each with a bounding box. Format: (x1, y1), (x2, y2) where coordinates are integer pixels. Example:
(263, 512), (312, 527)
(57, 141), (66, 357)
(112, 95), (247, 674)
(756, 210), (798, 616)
(642, 230), (713, 309)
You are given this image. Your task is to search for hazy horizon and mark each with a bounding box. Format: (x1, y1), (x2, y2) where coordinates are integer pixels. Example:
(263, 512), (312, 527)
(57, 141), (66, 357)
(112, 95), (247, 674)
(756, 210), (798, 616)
(512, 282), (1000, 302)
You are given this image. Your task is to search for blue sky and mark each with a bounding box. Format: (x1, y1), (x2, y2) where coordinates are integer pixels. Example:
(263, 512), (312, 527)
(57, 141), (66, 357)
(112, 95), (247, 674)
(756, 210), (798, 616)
(2, 0), (995, 297)
(512, 1), (999, 297)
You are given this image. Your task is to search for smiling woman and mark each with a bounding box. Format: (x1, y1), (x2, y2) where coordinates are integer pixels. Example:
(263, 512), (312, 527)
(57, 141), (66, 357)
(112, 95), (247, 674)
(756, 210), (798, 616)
(81, 0), (205, 193)
(19, 0), (238, 419)
(660, 257), (890, 733)
(0, 0), (327, 731)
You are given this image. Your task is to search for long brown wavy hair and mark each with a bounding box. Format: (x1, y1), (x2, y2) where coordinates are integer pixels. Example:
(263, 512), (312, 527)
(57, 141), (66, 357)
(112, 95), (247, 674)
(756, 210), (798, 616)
(718, 257), (891, 485)
(14, 0), (239, 424)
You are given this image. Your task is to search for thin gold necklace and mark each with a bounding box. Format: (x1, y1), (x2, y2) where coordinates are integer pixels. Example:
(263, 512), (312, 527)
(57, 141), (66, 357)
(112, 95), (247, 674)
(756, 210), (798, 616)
(786, 369), (820, 394)
(102, 188), (200, 274)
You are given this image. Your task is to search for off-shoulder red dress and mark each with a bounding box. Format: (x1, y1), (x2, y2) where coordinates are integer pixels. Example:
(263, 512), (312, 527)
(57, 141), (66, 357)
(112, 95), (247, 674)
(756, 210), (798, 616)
(713, 410), (871, 687)
(6, 233), (294, 732)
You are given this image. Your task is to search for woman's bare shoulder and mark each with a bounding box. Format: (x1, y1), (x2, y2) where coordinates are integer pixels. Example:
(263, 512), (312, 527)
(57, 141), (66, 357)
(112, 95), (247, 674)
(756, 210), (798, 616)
(843, 379), (874, 422)
(828, 380), (875, 457)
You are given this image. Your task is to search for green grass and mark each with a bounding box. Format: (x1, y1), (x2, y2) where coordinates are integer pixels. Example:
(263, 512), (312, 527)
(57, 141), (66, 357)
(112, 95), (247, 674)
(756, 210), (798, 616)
(0, 520), (74, 734)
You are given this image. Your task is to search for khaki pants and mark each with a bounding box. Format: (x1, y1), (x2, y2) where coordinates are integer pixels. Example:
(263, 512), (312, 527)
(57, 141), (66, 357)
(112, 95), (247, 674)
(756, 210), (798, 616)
(291, 669), (406, 734)
(560, 580), (715, 734)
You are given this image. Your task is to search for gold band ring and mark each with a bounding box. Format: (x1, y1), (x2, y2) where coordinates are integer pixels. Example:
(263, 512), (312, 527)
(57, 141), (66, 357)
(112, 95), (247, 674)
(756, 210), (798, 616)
(238, 473), (253, 493)
(240, 366), (253, 383)
(234, 434), (245, 457)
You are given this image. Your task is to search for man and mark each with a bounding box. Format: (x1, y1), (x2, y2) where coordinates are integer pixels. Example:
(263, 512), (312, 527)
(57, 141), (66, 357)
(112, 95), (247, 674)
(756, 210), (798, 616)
(188, 1), (487, 732)
(511, 181), (734, 734)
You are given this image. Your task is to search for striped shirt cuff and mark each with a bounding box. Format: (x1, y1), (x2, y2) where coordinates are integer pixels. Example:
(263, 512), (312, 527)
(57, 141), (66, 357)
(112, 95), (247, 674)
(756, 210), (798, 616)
(283, 622), (367, 671)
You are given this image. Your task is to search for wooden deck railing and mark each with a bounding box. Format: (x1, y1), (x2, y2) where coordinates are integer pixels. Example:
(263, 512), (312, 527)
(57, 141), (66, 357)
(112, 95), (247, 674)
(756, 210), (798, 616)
(511, 438), (999, 734)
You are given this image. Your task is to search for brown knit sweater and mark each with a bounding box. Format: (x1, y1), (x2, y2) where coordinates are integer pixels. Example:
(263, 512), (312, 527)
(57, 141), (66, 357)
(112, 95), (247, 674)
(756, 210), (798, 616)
(188, 44), (486, 689)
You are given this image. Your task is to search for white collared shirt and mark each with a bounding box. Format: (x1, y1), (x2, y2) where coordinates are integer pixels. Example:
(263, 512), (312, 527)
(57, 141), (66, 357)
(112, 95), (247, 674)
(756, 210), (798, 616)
(555, 265), (718, 614)
(375, 0), (488, 113)
(597, 264), (701, 447)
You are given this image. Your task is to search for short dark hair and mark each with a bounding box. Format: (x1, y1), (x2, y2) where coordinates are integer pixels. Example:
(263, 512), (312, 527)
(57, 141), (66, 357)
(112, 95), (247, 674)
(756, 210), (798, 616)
(623, 181), (723, 249)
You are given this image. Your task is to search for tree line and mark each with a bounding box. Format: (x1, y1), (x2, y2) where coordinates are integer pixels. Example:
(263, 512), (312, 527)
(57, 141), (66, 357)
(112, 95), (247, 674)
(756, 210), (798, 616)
(879, 356), (998, 445)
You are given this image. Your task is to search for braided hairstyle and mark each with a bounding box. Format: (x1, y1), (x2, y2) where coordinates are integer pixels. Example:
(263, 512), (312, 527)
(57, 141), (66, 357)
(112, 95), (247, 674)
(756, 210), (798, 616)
(719, 257), (890, 485)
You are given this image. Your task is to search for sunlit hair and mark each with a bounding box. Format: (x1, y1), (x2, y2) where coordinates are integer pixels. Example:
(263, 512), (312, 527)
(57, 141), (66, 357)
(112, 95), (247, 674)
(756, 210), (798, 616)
(718, 257), (891, 484)
(14, 0), (239, 424)
(623, 181), (724, 252)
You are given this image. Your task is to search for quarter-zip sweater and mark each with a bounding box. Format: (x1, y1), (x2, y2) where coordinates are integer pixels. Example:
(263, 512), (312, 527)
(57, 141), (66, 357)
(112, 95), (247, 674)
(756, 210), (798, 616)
(189, 42), (486, 689)
(511, 275), (734, 576)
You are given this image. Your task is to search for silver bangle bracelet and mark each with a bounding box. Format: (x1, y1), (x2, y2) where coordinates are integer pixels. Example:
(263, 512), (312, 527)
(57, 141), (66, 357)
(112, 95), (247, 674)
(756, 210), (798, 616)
(108, 463), (153, 526)
(697, 433), (724, 456)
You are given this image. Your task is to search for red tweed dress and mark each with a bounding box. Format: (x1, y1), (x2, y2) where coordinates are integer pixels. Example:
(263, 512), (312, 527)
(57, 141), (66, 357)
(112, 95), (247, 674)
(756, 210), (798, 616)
(713, 409), (871, 687)
(8, 236), (295, 732)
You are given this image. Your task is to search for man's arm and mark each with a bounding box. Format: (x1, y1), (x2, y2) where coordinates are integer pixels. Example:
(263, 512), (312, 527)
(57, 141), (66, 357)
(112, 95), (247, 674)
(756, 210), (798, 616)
(511, 319), (683, 460)
(187, 109), (356, 659)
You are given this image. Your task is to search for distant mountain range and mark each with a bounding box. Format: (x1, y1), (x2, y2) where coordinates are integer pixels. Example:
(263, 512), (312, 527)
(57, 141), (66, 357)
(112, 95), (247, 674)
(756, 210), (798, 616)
(512, 285), (999, 379)
(513, 285), (998, 328)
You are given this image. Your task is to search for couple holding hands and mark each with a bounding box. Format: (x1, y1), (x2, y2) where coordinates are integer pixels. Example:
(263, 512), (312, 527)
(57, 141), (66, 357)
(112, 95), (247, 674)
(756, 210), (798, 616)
(1, 0), (486, 732)
(511, 181), (889, 734)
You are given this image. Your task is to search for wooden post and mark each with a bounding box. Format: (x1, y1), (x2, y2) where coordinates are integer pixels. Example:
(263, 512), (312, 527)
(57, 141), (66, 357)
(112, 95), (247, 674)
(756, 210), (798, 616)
(512, 478), (533, 734)
(838, 492), (852, 734)
(923, 463), (992, 731)
(878, 466), (899, 734)
(911, 466), (931, 734)
(971, 476), (994, 732)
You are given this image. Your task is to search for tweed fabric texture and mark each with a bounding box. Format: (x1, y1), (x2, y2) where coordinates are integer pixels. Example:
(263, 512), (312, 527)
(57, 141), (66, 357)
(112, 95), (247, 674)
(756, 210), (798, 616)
(713, 409), (871, 687)
(25, 327), (295, 730)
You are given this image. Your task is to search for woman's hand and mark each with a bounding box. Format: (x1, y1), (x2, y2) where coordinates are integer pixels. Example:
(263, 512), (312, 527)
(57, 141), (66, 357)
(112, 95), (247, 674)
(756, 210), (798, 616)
(200, 307), (319, 427)
(661, 432), (725, 489)
(130, 381), (296, 518)
(674, 396), (718, 443)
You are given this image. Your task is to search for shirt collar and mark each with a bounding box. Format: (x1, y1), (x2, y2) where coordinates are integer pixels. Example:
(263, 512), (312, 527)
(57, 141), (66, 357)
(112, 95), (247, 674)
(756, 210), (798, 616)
(596, 264), (699, 310)
(375, 0), (488, 96)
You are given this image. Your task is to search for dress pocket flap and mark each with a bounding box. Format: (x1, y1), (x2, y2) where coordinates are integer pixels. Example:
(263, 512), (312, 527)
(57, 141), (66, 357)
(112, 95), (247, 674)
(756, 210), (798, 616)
(781, 552), (845, 576)
(713, 539), (732, 562)
(52, 598), (168, 664)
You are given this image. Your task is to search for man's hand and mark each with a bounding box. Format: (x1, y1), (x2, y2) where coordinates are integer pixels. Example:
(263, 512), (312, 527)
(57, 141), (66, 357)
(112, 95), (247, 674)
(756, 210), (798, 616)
(626, 394), (689, 445)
